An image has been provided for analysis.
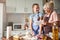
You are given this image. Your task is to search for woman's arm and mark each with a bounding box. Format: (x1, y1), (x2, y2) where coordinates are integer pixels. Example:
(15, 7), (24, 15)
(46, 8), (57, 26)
(39, 23), (43, 34)
(47, 11), (58, 26)
(49, 11), (58, 23)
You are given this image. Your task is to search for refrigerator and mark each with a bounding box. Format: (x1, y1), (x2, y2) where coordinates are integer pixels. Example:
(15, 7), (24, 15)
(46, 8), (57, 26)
(0, 3), (6, 40)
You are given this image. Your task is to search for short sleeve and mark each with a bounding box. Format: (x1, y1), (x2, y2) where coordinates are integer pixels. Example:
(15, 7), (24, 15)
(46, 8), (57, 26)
(39, 13), (44, 17)
(29, 14), (33, 20)
(53, 12), (58, 21)
(49, 11), (58, 23)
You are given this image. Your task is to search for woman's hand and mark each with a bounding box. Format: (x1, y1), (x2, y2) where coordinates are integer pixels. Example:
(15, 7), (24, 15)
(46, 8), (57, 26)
(42, 21), (48, 25)
(39, 32), (41, 35)
(44, 22), (47, 25)
(36, 34), (43, 40)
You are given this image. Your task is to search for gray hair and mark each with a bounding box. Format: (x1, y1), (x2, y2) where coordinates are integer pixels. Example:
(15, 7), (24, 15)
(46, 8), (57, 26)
(43, 1), (54, 10)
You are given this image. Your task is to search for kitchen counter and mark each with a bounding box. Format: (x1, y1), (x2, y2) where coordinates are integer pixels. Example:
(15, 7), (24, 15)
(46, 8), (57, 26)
(2, 35), (53, 40)
(4, 29), (31, 37)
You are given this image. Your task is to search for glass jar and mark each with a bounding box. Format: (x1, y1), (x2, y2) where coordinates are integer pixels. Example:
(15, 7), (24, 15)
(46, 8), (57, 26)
(52, 22), (58, 40)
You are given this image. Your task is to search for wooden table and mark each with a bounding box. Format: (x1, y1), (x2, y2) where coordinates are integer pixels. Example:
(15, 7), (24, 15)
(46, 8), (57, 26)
(2, 36), (52, 40)
(2, 35), (60, 40)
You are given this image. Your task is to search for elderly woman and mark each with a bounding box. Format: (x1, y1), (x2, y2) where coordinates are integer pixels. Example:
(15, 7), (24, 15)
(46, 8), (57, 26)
(43, 1), (58, 34)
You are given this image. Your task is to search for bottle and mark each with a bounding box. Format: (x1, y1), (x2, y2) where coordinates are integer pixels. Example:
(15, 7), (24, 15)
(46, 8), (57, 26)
(43, 34), (47, 40)
(52, 22), (58, 40)
(6, 26), (12, 40)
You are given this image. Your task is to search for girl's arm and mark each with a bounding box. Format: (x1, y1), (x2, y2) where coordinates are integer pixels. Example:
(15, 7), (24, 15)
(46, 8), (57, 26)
(29, 19), (35, 35)
(29, 18), (33, 31)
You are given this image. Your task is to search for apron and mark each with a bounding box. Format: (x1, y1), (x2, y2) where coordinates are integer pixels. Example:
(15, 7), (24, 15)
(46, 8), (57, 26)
(43, 17), (52, 34)
(43, 13), (53, 34)
(32, 25), (39, 35)
(32, 13), (40, 36)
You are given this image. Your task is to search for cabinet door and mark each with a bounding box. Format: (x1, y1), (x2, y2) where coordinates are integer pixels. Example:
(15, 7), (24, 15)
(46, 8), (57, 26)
(25, 0), (32, 13)
(6, 0), (16, 13)
(26, 0), (43, 13)
(16, 0), (25, 13)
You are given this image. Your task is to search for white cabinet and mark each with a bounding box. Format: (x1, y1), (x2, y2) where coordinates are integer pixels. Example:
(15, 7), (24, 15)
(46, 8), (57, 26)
(6, 0), (43, 13)
(16, 0), (32, 13)
(6, 6), (16, 13)
(25, 0), (32, 13)
(17, 0), (33, 13)
(6, 0), (16, 13)
(16, 0), (25, 13)
(6, 0), (16, 7)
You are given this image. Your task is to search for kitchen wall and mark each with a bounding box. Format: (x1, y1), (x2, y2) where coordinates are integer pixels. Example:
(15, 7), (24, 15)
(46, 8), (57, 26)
(53, 0), (60, 14)
(53, 0), (60, 20)
(7, 13), (31, 23)
(54, 0), (60, 9)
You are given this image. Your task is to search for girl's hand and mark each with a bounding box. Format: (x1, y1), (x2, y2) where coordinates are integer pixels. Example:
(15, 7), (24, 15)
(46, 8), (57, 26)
(31, 31), (35, 36)
(30, 30), (35, 36)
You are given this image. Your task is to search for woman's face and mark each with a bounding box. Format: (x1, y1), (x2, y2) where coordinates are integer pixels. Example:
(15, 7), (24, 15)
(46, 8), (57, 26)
(44, 7), (51, 14)
(33, 5), (40, 13)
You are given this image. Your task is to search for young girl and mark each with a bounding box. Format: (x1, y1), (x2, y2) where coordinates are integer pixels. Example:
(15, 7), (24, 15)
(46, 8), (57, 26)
(29, 3), (43, 36)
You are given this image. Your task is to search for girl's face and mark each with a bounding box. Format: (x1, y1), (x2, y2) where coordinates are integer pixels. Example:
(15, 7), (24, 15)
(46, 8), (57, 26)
(33, 5), (40, 13)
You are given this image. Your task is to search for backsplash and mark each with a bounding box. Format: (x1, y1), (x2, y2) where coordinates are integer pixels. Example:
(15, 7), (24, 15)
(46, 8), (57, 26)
(7, 13), (32, 23)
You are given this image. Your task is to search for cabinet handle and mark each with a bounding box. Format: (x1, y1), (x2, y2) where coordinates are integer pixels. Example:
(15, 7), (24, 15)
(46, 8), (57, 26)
(24, 8), (28, 12)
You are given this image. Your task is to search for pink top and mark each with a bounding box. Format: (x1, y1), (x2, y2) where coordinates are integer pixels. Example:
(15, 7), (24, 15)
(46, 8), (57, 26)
(44, 11), (58, 23)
